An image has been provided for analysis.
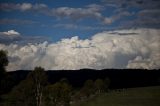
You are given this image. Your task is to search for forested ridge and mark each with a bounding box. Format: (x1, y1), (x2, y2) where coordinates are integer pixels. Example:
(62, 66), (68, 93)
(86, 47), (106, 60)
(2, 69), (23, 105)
(7, 69), (160, 88)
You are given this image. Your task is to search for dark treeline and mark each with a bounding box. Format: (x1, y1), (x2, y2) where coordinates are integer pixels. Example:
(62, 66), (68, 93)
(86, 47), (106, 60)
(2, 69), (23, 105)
(7, 69), (160, 89)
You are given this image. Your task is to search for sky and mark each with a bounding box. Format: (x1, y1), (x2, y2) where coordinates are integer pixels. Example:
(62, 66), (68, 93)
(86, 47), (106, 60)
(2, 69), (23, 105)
(0, 0), (160, 71)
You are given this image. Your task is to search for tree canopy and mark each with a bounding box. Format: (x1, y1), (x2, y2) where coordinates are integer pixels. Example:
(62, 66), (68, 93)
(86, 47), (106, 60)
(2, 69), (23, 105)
(0, 50), (8, 75)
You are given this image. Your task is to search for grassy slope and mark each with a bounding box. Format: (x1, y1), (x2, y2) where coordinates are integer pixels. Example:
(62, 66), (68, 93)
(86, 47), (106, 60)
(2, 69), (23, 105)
(72, 86), (160, 106)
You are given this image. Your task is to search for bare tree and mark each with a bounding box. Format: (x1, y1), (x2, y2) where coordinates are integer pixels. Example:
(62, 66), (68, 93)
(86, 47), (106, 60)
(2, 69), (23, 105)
(28, 67), (47, 106)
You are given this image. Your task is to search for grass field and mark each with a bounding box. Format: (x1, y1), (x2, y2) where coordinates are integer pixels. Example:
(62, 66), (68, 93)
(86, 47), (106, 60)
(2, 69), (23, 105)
(72, 86), (160, 106)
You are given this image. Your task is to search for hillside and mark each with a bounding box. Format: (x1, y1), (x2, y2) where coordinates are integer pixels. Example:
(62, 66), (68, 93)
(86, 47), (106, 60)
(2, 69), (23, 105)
(72, 86), (160, 106)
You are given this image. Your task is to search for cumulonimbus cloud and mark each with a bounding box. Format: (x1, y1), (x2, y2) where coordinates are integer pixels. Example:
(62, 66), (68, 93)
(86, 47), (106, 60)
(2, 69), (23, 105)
(0, 28), (159, 71)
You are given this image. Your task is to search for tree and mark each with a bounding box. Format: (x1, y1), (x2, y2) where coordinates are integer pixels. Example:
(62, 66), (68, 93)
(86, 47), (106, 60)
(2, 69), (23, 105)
(3, 67), (48, 106)
(28, 67), (47, 106)
(81, 79), (95, 97)
(4, 78), (36, 106)
(43, 78), (72, 106)
(60, 79), (72, 106)
(0, 50), (8, 86)
(0, 50), (9, 100)
(94, 79), (105, 93)
(84, 80), (94, 90)
(104, 77), (110, 91)
(43, 83), (60, 106)
(0, 50), (8, 73)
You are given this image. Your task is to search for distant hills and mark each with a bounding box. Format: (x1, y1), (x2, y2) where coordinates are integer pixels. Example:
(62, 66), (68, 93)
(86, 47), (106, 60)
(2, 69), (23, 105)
(8, 69), (160, 89)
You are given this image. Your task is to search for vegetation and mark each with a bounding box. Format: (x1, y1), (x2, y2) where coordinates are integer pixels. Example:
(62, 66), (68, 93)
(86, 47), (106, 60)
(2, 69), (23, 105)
(44, 78), (72, 106)
(0, 50), (9, 97)
(0, 50), (8, 72)
(95, 79), (105, 93)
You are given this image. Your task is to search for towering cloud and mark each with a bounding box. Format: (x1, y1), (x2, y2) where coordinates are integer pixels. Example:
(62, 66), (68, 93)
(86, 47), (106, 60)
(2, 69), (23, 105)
(0, 28), (159, 71)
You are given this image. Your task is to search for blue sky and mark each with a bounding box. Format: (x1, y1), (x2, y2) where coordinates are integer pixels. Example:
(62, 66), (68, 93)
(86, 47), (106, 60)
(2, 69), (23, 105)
(1, 0), (159, 42)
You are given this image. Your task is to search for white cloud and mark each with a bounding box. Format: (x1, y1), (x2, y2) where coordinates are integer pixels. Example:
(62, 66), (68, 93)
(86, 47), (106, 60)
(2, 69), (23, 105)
(20, 3), (32, 11)
(2, 30), (20, 36)
(0, 30), (49, 44)
(0, 3), (115, 24)
(103, 17), (113, 24)
(0, 28), (159, 71)
(0, 3), (48, 11)
(52, 6), (103, 20)
(0, 30), (21, 44)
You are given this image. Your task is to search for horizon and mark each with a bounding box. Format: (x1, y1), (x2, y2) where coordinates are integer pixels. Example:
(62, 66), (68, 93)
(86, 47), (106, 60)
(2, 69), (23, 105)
(6, 68), (160, 72)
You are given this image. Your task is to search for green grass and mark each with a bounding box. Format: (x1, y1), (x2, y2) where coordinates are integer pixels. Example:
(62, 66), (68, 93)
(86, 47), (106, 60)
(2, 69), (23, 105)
(72, 86), (160, 106)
